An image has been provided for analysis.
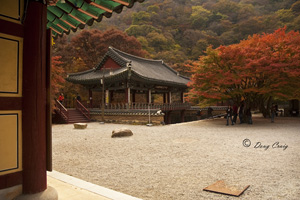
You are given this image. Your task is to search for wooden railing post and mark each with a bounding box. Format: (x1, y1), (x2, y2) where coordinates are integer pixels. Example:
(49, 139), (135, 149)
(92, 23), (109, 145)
(75, 100), (90, 121)
(55, 100), (69, 123)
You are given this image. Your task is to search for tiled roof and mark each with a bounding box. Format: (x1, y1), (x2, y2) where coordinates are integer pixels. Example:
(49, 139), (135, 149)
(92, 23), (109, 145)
(66, 47), (190, 88)
(47, 0), (145, 38)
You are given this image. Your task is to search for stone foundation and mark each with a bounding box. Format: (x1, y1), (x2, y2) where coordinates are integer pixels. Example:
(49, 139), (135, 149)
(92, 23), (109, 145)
(91, 114), (164, 125)
(0, 185), (22, 200)
(14, 186), (58, 200)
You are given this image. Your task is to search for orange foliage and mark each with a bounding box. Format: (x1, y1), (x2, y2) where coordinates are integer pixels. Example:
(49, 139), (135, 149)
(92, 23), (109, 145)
(187, 27), (300, 107)
(51, 56), (65, 109)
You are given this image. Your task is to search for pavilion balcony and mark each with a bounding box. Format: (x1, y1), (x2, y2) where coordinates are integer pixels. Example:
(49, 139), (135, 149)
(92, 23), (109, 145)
(89, 102), (191, 112)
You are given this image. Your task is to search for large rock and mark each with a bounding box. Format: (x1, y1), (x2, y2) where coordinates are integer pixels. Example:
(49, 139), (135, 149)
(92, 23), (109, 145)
(74, 123), (87, 129)
(112, 128), (133, 138)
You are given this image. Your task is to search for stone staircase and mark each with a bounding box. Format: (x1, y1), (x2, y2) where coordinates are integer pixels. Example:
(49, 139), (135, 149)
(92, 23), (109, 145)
(68, 109), (90, 124)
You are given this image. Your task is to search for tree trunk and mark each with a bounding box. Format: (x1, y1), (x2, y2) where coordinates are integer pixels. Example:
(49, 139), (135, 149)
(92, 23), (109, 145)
(260, 96), (272, 118)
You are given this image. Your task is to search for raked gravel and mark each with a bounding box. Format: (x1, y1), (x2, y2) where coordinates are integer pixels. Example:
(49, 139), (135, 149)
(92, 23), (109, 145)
(52, 115), (300, 200)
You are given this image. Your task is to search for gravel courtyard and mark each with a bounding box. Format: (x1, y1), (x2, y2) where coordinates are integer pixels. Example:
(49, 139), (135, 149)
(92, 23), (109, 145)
(52, 115), (300, 200)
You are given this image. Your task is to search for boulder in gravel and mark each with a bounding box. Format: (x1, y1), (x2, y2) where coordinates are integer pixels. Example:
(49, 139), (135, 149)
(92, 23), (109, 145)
(112, 128), (133, 138)
(74, 123), (87, 129)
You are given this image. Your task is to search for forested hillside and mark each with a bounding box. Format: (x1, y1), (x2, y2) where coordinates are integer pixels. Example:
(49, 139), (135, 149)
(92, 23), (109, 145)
(53, 0), (300, 101)
(87, 0), (300, 74)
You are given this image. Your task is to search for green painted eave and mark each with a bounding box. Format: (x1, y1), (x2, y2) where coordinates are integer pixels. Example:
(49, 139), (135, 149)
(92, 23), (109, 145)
(47, 0), (145, 38)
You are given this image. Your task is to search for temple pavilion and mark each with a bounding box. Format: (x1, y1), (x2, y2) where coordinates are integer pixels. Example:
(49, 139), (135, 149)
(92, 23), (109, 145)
(66, 47), (190, 107)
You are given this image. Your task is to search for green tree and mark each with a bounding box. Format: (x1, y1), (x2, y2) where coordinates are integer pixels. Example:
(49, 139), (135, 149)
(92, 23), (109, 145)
(276, 9), (295, 23)
(132, 11), (152, 25)
(291, 1), (300, 14)
(125, 25), (159, 37)
(212, 0), (240, 22)
(146, 31), (175, 51)
(190, 6), (211, 28)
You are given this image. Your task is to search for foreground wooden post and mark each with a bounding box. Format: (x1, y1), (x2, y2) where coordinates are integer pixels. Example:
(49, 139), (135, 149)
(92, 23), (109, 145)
(22, 1), (47, 193)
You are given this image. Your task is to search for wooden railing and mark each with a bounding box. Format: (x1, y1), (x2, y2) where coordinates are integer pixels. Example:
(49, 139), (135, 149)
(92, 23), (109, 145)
(99, 102), (191, 111)
(55, 100), (69, 123)
(76, 100), (90, 121)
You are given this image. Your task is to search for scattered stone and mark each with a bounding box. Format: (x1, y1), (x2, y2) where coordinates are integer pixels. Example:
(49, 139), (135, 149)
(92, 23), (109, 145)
(112, 128), (133, 138)
(74, 123), (87, 129)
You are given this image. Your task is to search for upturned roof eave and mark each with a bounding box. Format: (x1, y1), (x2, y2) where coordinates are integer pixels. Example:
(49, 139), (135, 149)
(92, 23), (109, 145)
(130, 71), (189, 88)
(66, 67), (189, 88)
(66, 68), (129, 85)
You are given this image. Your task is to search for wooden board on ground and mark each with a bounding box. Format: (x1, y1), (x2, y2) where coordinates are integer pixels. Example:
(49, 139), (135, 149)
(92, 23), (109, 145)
(203, 180), (250, 197)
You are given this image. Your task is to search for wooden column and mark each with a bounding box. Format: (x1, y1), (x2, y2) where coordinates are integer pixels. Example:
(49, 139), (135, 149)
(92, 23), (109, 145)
(125, 88), (131, 104)
(110, 91), (114, 103)
(105, 90), (109, 104)
(181, 91), (185, 103)
(180, 110), (185, 122)
(89, 89), (93, 108)
(146, 91), (149, 103)
(165, 111), (172, 124)
(148, 89), (151, 104)
(168, 92), (172, 103)
(132, 90), (136, 103)
(46, 29), (52, 172)
(22, 1), (47, 194)
(163, 93), (167, 103)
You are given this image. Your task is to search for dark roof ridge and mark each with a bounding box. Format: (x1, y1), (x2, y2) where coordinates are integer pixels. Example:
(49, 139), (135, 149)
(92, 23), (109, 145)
(130, 71), (188, 87)
(160, 62), (189, 79)
(162, 62), (190, 80)
(108, 47), (131, 63)
(109, 46), (190, 81)
(67, 68), (95, 77)
(109, 46), (163, 63)
(95, 47), (130, 70)
(178, 73), (190, 80)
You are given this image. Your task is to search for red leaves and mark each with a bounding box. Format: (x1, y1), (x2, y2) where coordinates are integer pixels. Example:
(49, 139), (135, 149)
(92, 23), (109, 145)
(69, 28), (147, 71)
(51, 56), (66, 110)
(187, 28), (300, 105)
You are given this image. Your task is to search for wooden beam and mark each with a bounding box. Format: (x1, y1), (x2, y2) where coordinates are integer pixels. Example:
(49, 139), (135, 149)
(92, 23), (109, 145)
(90, 2), (113, 13)
(78, 8), (98, 19)
(112, 0), (130, 6)
(0, 19), (24, 38)
(61, 19), (76, 28)
(50, 27), (62, 35)
(69, 14), (86, 24)
(0, 97), (22, 110)
(56, 23), (68, 31)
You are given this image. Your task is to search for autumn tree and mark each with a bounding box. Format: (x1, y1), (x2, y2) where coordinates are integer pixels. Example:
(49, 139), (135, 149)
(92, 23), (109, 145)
(187, 28), (300, 117)
(53, 28), (147, 73)
(51, 56), (65, 110)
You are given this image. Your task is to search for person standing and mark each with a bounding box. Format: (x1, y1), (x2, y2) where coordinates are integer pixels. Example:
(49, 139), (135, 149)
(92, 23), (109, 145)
(246, 107), (252, 124)
(232, 104), (238, 124)
(238, 103), (244, 124)
(226, 105), (234, 126)
(271, 103), (276, 123)
(58, 93), (64, 105)
(76, 93), (81, 101)
(207, 106), (213, 119)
